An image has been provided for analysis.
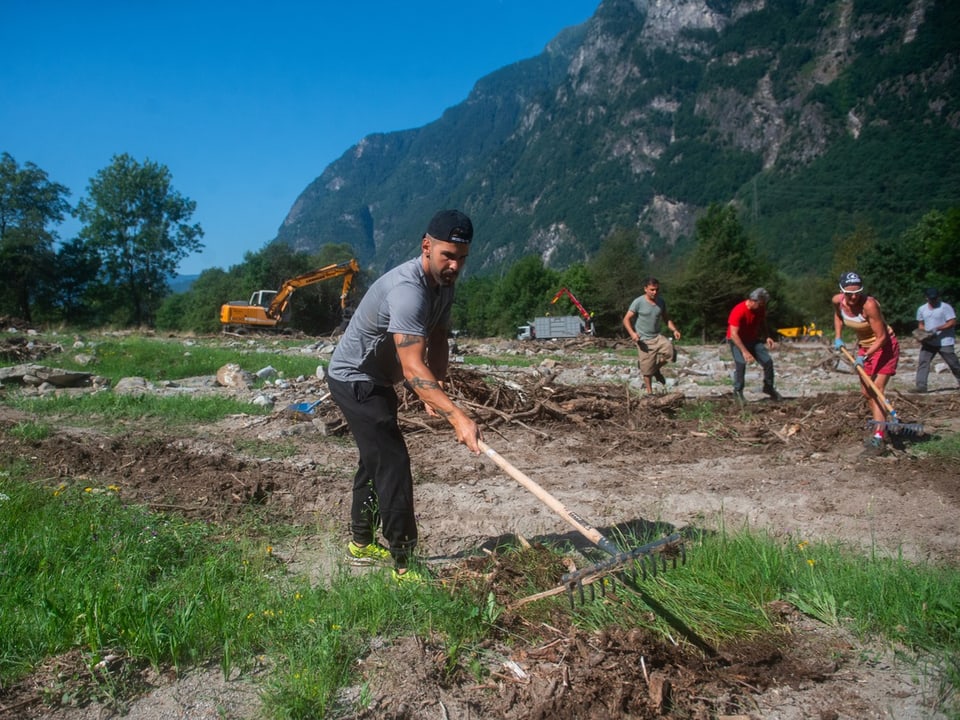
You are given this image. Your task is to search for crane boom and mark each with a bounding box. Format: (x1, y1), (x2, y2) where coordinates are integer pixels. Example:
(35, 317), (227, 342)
(549, 287), (595, 336)
(551, 287), (592, 323)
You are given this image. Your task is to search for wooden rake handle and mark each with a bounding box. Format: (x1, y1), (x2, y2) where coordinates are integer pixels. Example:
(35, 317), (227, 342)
(477, 440), (621, 556)
(838, 346), (899, 420)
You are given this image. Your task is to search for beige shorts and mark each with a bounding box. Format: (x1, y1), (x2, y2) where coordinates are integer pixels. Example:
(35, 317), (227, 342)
(636, 334), (674, 375)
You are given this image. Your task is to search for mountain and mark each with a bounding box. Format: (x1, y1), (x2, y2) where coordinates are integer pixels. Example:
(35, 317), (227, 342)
(273, 0), (960, 277)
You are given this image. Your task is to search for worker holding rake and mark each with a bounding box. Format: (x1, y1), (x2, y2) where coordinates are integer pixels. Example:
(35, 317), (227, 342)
(327, 210), (482, 583)
(832, 271), (900, 456)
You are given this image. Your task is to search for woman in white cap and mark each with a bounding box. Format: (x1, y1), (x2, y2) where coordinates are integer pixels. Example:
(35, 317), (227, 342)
(832, 271), (900, 455)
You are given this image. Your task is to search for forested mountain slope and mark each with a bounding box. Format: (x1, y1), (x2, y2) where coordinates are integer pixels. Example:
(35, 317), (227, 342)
(274, 0), (960, 277)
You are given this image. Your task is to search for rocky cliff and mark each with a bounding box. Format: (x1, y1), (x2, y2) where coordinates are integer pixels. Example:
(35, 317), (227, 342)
(275, 0), (959, 277)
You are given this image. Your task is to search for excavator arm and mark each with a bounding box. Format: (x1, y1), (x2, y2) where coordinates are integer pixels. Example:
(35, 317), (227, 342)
(220, 258), (360, 331)
(266, 259), (361, 319)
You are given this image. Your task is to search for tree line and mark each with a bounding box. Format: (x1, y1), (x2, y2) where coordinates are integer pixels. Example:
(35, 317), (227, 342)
(1, 152), (202, 327)
(3, 150), (957, 341)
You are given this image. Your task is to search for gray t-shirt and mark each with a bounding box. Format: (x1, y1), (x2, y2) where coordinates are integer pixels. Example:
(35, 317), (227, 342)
(328, 256), (454, 385)
(628, 295), (667, 340)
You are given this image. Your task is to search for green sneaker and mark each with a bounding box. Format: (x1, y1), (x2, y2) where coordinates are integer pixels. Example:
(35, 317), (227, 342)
(347, 541), (391, 566)
(391, 567), (429, 585)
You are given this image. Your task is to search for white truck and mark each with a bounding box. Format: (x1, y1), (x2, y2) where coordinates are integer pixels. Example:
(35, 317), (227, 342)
(516, 315), (586, 340)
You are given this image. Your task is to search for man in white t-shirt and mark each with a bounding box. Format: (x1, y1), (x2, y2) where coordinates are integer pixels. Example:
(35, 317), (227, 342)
(914, 288), (960, 392)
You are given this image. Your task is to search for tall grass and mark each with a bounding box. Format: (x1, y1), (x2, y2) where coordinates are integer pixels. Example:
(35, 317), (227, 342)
(0, 467), (491, 715)
(2, 461), (957, 718)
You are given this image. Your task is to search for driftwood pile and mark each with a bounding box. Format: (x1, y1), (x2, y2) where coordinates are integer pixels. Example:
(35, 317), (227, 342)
(0, 336), (65, 364)
(399, 366), (685, 436)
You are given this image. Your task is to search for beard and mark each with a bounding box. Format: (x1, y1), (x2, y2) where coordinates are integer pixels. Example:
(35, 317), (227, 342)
(437, 268), (459, 286)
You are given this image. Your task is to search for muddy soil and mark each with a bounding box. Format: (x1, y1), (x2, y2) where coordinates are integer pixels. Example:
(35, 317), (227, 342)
(1, 334), (958, 720)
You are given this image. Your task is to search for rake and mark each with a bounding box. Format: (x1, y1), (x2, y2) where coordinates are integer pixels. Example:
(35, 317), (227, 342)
(477, 440), (686, 601)
(838, 347), (923, 435)
(560, 533), (686, 605)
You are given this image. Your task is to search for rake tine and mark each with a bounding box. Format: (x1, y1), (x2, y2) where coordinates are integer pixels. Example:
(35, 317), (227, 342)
(839, 347), (924, 435)
(557, 534), (686, 606)
(868, 419), (924, 436)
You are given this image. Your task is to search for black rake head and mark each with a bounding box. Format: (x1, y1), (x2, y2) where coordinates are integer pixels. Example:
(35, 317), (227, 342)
(867, 419), (924, 436)
(560, 534), (686, 608)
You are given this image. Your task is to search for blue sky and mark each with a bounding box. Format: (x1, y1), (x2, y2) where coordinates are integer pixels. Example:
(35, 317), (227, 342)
(3, 1), (599, 275)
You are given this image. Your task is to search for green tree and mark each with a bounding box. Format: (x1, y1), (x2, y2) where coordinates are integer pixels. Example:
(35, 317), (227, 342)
(912, 208), (960, 300)
(76, 154), (203, 326)
(674, 204), (769, 341)
(858, 208), (960, 330)
(859, 234), (925, 331)
(829, 223), (877, 283)
(586, 228), (647, 336)
(0, 153), (71, 321)
(43, 238), (102, 325)
(451, 275), (498, 337)
(156, 267), (235, 333)
(490, 256), (560, 337)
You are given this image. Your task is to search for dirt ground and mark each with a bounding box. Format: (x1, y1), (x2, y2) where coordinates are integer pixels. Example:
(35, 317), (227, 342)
(1, 333), (958, 720)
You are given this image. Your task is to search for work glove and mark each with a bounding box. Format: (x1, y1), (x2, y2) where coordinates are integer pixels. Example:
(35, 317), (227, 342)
(855, 355), (865, 368)
(833, 338), (844, 350)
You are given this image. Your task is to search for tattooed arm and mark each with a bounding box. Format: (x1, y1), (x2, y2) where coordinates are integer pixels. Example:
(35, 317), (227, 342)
(395, 332), (481, 453)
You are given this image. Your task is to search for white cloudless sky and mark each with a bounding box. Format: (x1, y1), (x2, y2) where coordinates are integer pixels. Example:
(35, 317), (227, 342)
(2, 1), (599, 274)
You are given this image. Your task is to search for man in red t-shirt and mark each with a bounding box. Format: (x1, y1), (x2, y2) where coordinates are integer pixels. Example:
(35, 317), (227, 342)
(726, 288), (781, 402)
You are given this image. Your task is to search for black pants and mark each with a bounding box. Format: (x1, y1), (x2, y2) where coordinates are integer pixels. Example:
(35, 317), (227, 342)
(327, 377), (417, 567)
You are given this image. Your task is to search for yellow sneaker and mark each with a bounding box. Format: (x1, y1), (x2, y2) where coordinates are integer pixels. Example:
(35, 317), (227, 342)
(391, 567), (429, 585)
(347, 541), (391, 566)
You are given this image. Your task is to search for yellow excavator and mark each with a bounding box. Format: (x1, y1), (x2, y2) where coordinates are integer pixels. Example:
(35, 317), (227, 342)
(219, 259), (360, 332)
(777, 322), (824, 341)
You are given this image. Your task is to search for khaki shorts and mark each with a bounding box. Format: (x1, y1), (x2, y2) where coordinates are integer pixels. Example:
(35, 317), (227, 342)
(636, 334), (674, 375)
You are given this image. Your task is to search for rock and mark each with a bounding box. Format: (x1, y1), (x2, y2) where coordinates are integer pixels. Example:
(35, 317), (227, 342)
(251, 394), (274, 408)
(217, 363), (254, 389)
(0, 364), (93, 387)
(114, 377), (154, 396)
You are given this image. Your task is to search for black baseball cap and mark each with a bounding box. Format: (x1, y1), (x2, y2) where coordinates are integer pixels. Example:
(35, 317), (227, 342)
(425, 209), (473, 244)
(839, 271), (863, 290)
(925, 288), (939, 300)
